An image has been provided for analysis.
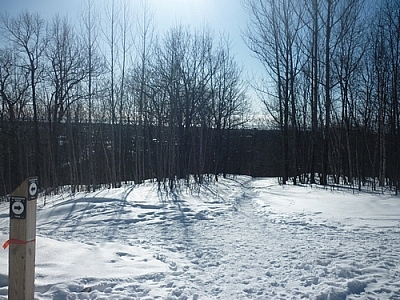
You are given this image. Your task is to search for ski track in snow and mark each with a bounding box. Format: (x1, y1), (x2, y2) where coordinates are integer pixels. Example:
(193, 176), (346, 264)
(1, 176), (400, 299)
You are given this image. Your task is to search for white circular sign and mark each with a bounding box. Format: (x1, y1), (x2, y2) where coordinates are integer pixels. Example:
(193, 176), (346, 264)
(12, 201), (25, 215)
(29, 181), (38, 197)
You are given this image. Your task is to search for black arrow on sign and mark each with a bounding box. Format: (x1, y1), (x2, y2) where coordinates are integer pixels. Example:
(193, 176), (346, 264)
(14, 205), (23, 211)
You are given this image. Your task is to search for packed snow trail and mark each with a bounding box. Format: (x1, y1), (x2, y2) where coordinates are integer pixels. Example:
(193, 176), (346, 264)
(1, 176), (400, 299)
(131, 178), (400, 299)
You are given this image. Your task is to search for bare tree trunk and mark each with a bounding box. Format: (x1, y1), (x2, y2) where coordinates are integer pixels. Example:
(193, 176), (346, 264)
(80, 0), (102, 191)
(310, 0), (319, 184)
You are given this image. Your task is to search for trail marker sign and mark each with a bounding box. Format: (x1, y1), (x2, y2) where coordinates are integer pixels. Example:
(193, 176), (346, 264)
(10, 197), (26, 219)
(28, 178), (38, 200)
(5, 177), (38, 300)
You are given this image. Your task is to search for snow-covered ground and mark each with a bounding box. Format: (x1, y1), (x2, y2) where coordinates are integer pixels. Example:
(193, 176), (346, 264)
(1, 176), (400, 299)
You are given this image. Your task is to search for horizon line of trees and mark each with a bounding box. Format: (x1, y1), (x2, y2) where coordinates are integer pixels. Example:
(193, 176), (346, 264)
(245, 0), (400, 193)
(0, 1), (249, 194)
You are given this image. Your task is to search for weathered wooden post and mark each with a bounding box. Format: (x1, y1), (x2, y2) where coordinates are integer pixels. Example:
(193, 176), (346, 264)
(3, 177), (38, 300)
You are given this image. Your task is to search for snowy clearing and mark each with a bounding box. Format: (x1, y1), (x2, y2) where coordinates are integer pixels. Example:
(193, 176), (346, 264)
(1, 176), (400, 299)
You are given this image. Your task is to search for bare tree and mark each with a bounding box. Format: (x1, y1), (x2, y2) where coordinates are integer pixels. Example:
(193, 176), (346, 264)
(0, 49), (30, 122)
(131, 0), (156, 183)
(0, 48), (30, 191)
(45, 15), (87, 189)
(102, 0), (120, 187)
(211, 37), (248, 179)
(370, 0), (400, 190)
(116, 1), (135, 185)
(244, 0), (304, 184)
(382, 0), (400, 192)
(0, 11), (47, 182)
(80, 0), (104, 190)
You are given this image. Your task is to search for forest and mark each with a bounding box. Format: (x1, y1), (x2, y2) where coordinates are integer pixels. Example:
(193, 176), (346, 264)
(0, 0), (399, 196)
(244, 0), (400, 192)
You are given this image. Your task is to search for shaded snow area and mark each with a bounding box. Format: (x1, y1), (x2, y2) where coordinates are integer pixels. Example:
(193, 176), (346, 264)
(1, 176), (400, 299)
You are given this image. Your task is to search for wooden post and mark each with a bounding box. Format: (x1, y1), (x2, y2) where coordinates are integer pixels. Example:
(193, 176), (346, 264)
(7, 177), (38, 300)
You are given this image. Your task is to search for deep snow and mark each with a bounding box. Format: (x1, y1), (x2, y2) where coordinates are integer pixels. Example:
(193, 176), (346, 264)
(1, 176), (400, 299)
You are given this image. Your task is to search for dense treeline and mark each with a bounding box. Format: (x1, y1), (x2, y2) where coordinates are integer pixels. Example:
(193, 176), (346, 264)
(245, 0), (400, 192)
(0, 121), (258, 194)
(0, 116), (393, 196)
(0, 1), (249, 194)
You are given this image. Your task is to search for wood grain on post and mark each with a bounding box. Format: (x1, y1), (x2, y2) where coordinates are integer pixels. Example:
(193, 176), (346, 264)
(8, 177), (38, 300)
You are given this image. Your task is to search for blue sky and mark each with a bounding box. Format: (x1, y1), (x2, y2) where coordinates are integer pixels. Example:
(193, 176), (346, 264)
(1, 0), (263, 111)
(0, 0), (261, 71)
